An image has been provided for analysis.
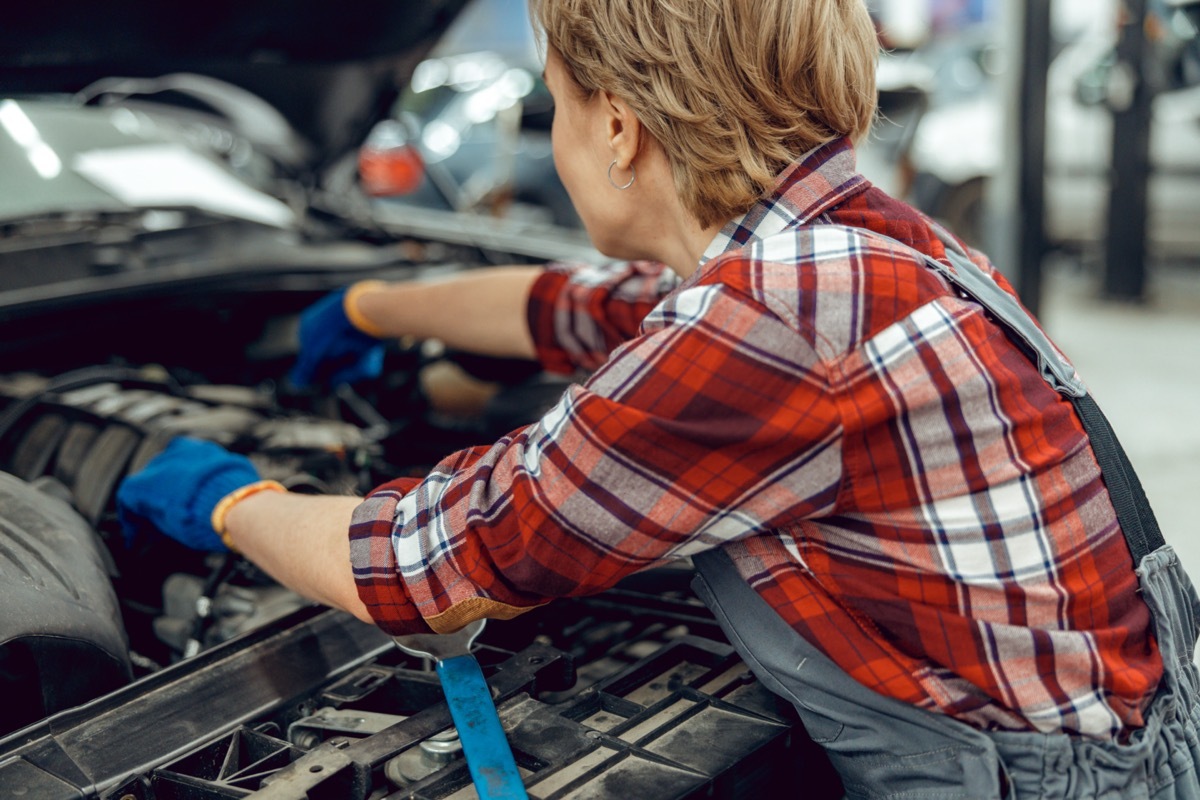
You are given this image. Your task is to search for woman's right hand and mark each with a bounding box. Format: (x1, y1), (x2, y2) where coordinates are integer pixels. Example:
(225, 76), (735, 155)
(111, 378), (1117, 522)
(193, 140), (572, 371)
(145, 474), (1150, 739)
(289, 283), (387, 389)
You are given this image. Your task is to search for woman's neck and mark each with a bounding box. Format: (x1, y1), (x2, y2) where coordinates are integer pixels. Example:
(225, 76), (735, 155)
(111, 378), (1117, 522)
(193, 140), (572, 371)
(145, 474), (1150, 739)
(635, 165), (724, 278)
(658, 217), (725, 280)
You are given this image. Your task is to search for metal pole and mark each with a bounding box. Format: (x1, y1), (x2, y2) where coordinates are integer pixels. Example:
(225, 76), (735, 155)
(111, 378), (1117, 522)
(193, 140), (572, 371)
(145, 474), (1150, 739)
(1017, 0), (1053, 316)
(1103, 0), (1154, 300)
(988, 1), (1052, 317)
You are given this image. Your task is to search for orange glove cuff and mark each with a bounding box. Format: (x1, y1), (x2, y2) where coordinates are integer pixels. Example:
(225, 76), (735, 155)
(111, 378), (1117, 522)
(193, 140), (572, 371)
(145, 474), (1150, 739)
(211, 480), (288, 551)
(343, 280), (389, 339)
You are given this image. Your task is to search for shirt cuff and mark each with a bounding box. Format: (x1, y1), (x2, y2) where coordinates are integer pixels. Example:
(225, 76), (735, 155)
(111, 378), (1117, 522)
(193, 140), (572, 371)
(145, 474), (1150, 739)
(348, 476), (433, 636)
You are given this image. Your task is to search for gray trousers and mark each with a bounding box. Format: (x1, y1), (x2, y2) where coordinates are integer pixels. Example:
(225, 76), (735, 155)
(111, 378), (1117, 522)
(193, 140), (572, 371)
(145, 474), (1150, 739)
(692, 545), (1200, 799)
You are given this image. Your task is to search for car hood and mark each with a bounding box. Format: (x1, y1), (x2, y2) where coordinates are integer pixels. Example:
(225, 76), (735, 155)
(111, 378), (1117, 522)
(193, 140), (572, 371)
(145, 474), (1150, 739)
(1, 0), (472, 175)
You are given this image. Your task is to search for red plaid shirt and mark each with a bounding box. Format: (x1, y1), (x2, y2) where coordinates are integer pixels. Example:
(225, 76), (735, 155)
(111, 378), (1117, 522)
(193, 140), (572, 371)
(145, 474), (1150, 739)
(350, 138), (1161, 739)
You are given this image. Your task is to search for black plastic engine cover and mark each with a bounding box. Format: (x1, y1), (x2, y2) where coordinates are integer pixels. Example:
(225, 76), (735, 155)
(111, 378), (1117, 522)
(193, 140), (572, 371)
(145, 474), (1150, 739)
(0, 472), (132, 735)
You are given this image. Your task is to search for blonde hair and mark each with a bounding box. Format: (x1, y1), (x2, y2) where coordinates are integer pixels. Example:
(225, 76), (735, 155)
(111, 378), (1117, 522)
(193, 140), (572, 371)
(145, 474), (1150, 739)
(532, 0), (879, 228)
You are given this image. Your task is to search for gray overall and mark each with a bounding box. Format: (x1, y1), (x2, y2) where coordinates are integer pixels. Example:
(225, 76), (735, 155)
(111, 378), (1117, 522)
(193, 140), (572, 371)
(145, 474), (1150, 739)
(692, 229), (1200, 799)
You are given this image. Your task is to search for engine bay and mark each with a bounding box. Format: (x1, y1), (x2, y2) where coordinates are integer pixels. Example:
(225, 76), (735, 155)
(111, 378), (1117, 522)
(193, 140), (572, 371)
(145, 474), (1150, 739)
(0, 244), (840, 798)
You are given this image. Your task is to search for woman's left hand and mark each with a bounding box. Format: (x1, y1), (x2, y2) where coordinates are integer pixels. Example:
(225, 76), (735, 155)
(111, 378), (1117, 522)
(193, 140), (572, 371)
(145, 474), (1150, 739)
(117, 437), (261, 552)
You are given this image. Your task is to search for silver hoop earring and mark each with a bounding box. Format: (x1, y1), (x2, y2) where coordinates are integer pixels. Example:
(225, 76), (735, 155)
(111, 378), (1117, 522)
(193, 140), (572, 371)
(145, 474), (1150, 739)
(607, 160), (635, 190)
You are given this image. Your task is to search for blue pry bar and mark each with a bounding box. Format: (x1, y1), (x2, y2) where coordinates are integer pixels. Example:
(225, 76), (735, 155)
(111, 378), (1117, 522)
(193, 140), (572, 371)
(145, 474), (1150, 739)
(436, 654), (529, 799)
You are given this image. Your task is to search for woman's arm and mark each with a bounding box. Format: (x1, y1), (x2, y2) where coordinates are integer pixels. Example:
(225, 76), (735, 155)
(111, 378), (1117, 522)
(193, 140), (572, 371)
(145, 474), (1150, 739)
(223, 491), (376, 623)
(347, 280), (842, 636)
(353, 266), (542, 360)
(350, 260), (674, 373)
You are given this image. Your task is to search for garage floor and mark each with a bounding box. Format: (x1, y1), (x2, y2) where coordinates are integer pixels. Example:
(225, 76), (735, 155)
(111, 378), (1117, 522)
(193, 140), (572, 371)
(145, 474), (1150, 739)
(1038, 256), (1200, 602)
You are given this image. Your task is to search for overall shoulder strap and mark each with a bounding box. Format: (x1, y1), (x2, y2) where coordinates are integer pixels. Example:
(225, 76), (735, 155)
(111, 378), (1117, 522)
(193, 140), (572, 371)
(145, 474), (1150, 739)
(922, 234), (1086, 399)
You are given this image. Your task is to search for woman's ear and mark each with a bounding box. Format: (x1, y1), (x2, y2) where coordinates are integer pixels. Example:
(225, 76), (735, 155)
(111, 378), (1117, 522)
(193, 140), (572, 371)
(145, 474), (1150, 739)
(600, 90), (642, 170)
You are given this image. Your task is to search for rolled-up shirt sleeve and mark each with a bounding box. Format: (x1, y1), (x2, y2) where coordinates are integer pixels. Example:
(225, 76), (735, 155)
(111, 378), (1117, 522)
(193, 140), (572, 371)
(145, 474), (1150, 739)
(348, 273), (844, 636)
(526, 259), (678, 375)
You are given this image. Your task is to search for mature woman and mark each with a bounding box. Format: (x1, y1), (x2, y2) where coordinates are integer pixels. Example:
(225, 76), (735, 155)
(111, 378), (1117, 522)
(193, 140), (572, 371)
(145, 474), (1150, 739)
(119, 0), (1200, 796)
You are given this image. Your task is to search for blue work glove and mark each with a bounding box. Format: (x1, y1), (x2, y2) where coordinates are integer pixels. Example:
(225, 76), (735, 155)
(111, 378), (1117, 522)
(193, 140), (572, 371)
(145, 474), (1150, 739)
(117, 437), (261, 552)
(289, 284), (386, 389)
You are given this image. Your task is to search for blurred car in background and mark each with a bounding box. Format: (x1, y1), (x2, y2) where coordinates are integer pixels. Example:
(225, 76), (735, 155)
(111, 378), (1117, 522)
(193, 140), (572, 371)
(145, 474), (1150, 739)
(354, 0), (581, 229)
(360, 49), (581, 229)
(906, 4), (1200, 258)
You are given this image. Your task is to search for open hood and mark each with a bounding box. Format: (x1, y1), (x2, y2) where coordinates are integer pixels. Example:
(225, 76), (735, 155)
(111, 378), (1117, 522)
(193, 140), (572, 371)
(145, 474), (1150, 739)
(1, 0), (473, 173)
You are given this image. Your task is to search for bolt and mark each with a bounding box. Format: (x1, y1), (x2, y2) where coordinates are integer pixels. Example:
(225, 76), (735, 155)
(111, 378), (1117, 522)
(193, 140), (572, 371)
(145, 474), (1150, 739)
(422, 728), (464, 759)
(293, 731), (320, 750)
